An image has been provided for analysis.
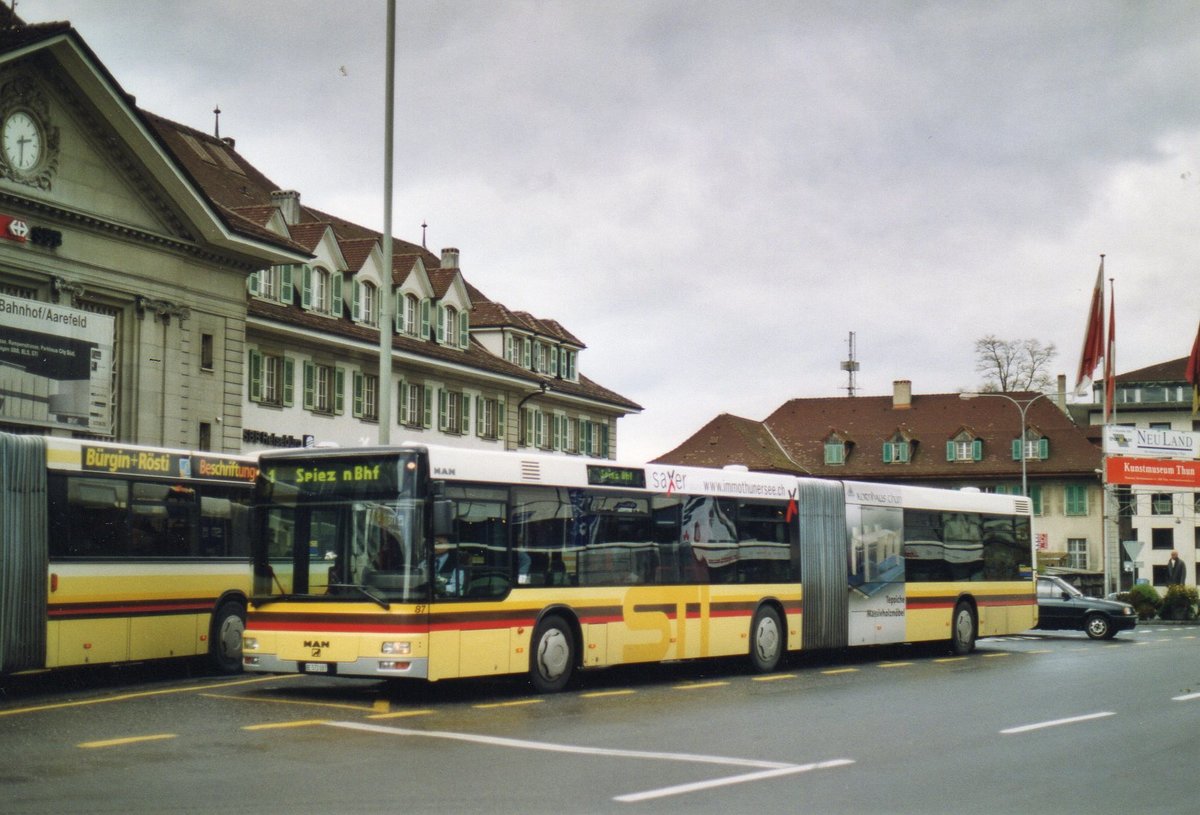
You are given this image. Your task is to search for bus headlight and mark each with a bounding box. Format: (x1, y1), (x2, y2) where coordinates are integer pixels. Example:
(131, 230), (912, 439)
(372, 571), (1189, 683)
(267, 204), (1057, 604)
(381, 641), (411, 655)
(243, 637), (259, 650)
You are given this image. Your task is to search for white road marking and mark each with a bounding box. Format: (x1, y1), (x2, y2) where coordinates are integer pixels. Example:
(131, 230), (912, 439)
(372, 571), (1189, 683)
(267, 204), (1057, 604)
(324, 720), (854, 802)
(1172, 691), (1200, 702)
(1000, 711), (1115, 734)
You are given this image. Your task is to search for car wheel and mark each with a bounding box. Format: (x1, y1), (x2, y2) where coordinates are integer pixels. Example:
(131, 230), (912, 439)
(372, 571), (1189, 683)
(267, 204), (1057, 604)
(1085, 613), (1112, 640)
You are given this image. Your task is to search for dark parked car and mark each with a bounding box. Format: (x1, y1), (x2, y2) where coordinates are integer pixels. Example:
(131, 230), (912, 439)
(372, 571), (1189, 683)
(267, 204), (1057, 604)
(1036, 576), (1137, 639)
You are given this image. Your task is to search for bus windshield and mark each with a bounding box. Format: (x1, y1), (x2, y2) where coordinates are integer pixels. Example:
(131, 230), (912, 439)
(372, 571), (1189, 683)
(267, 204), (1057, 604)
(253, 453), (427, 604)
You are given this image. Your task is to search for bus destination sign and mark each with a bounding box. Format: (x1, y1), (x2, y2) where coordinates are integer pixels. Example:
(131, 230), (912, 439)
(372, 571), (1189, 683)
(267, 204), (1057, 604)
(586, 465), (646, 489)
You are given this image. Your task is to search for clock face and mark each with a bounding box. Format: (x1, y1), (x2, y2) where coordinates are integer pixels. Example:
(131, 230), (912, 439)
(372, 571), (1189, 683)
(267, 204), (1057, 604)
(2, 111), (43, 173)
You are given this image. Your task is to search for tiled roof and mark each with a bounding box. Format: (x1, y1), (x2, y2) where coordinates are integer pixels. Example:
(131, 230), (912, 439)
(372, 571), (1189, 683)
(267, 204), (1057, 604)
(1113, 357), (1189, 385)
(286, 222), (333, 253)
(656, 389), (1101, 482)
(652, 414), (798, 473)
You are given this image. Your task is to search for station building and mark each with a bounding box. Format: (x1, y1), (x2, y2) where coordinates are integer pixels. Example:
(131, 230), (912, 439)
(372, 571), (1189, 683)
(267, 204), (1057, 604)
(0, 10), (639, 456)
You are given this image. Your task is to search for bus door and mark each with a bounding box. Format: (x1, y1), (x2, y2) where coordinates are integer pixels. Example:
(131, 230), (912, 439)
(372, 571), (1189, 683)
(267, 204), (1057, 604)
(0, 433), (48, 674)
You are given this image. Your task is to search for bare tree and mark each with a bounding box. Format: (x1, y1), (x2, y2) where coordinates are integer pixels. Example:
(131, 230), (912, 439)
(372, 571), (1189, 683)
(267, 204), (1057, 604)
(974, 335), (1057, 392)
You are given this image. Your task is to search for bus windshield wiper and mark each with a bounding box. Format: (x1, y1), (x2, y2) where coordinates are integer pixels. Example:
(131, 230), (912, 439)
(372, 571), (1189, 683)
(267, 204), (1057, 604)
(327, 583), (391, 610)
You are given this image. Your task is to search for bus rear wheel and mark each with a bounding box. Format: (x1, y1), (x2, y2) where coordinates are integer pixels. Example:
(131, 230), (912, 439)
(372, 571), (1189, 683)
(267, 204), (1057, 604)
(749, 606), (784, 673)
(949, 601), (976, 656)
(209, 599), (245, 674)
(529, 616), (575, 693)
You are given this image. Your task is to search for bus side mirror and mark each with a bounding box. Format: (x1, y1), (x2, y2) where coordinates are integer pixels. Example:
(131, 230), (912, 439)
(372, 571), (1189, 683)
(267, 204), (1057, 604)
(432, 499), (454, 537)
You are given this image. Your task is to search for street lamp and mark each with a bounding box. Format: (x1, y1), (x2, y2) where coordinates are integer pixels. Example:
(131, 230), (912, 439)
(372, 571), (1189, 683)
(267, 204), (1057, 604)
(959, 391), (1052, 497)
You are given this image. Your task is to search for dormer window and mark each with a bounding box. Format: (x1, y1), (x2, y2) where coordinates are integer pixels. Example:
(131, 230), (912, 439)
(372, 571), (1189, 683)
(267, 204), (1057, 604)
(824, 431), (851, 465)
(301, 265), (343, 317)
(1012, 430), (1049, 461)
(248, 265), (295, 305)
(401, 293), (419, 335)
(946, 430), (982, 462)
(882, 434), (912, 463)
(435, 304), (469, 349)
(353, 280), (378, 327)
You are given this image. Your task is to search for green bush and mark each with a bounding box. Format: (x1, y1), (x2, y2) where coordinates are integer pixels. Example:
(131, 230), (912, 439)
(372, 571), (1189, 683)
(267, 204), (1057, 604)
(1160, 585), (1199, 621)
(1127, 583), (1162, 620)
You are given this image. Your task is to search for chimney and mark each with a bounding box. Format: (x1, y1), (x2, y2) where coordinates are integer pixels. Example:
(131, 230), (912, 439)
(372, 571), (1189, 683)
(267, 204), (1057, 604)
(440, 247), (460, 269)
(893, 380), (912, 410)
(1056, 374), (1067, 412)
(270, 190), (301, 225)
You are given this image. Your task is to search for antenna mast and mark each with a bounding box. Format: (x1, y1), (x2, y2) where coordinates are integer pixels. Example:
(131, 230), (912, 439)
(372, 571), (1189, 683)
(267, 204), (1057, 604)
(840, 331), (859, 397)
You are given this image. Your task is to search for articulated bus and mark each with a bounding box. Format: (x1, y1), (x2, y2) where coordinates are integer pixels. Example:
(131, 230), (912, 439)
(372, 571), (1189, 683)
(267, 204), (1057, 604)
(242, 444), (1035, 691)
(0, 431), (258, 676)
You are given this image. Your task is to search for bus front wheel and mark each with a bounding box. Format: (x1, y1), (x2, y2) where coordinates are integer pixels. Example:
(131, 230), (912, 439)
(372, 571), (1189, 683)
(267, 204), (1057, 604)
(949, 601), (976, 656)
(529, 616), (575, 693)
(749, 606), (784, 673)
(209, 599), (246, 674)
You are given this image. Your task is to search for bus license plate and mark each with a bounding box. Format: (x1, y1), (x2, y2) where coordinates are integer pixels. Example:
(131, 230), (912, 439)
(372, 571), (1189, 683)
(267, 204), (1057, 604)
(301, 662), (330, 674)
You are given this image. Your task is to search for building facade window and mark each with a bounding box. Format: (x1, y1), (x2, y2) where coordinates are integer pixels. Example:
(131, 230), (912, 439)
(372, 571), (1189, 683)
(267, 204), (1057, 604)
(200, 333), (214, 371)
(248, 350), (294, 407)
(402, 294), (419, 336)
(475, 396), (504, 440)
(438, 389), (470, 434)
(1067, 538), (1088, 570)
(355, 281), (378, 326)
(399, 381), (431, 428)
(1064, 484), (1088, 516)
(303, 361), (344, 414)
(1013, 435), (1049, 460)
(301, 265), (343, 317)
(353, 372), (378, 420)
(1151, 527), (1175, 550)
(946, 433), (982, 462)
(882, 439), (910, 463)
(1151, 493), (1174, 515)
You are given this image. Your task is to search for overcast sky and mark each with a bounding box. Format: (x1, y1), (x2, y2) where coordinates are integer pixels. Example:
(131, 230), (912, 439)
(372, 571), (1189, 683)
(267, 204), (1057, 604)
(30, 0), (1200, 461)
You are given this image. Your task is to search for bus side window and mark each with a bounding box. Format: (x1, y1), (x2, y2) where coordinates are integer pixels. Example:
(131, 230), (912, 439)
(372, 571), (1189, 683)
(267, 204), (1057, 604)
(57, 477), (129, 557)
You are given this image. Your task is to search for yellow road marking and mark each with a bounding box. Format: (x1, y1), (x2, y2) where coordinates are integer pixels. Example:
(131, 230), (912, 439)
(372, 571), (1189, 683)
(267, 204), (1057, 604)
(0, 673), (302, 718)
(752, 673), (796, 682)
(581, 689), (637, 699)
(673, 681), (729, 690)
(242, 720), (329, 731)
(367, 709), (436, 720)
(934, 657), (967, 664)
(474, 699), (543, 709)
(78, 733), (175, 749)
(878, 662), (912, 669)
(982, 652), (1009, 658)
(372, 699), (390, 713)
(822, 668), (858, 675)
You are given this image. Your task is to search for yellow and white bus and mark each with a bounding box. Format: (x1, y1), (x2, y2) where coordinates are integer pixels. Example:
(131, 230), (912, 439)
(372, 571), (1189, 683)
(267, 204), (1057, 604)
(242, 444), (1034, 691)
(0, 431), (258, 675)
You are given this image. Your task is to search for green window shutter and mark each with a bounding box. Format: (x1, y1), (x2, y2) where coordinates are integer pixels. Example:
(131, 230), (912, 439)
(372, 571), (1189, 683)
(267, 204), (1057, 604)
(436, 304), (445, 343)
(398, 382), (409, 425)
(282, 357), (295, 406)
(301, 265), (313, 310)
(1038, 438), (1049, 459)
(420, 298), (431, 339)
(331, 272), (344, 317)
(1029, 485), (1043, 515)
(522, 338), (532, 369)
(248, 349), (263, 402)
(946, 441), (956, 461)
(1012, 439), (1023, 461)
(972, 439), (983, 461)
(459, 311), (469, 349)
(600, 422), (609, 457)
(882, 442), (893, 463)
(334, 368), (345, 414)
(552, 415), (562, 450)
(353, 371), (364, 417)
(422, 386), (432, 428)
(504, 334), (514, 362)
(460, 393), (470, 434)
(498, 400), (506, 434)
(550, 347), (559, 377)
(475, 396), (484, 436)
(281, 265), (294, 303)
(352, 280), (361, 322)
(438, 389), (448, 431)
(248, 271), (261, 296)
(303, 361), (315, 409)
(898, 442), (909, 462)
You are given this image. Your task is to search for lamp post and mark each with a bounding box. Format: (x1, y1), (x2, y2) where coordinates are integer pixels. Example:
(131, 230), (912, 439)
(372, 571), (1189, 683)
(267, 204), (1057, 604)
(959, 391), (1052, 497)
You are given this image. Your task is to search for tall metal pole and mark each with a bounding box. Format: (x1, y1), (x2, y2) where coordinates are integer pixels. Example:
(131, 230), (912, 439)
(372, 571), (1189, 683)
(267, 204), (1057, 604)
(377, 0), (396, 444)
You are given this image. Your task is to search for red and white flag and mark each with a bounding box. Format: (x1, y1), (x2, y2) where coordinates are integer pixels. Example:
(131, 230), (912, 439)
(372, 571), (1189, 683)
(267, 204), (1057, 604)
(1187, 320), (1200, 416)
(1075, 256), (1105, 391)
(1104, 284), (1115, 422)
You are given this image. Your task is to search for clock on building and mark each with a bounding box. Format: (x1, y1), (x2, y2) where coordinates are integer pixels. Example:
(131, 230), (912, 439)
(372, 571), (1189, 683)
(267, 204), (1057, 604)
(2, 110), (43, 173)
